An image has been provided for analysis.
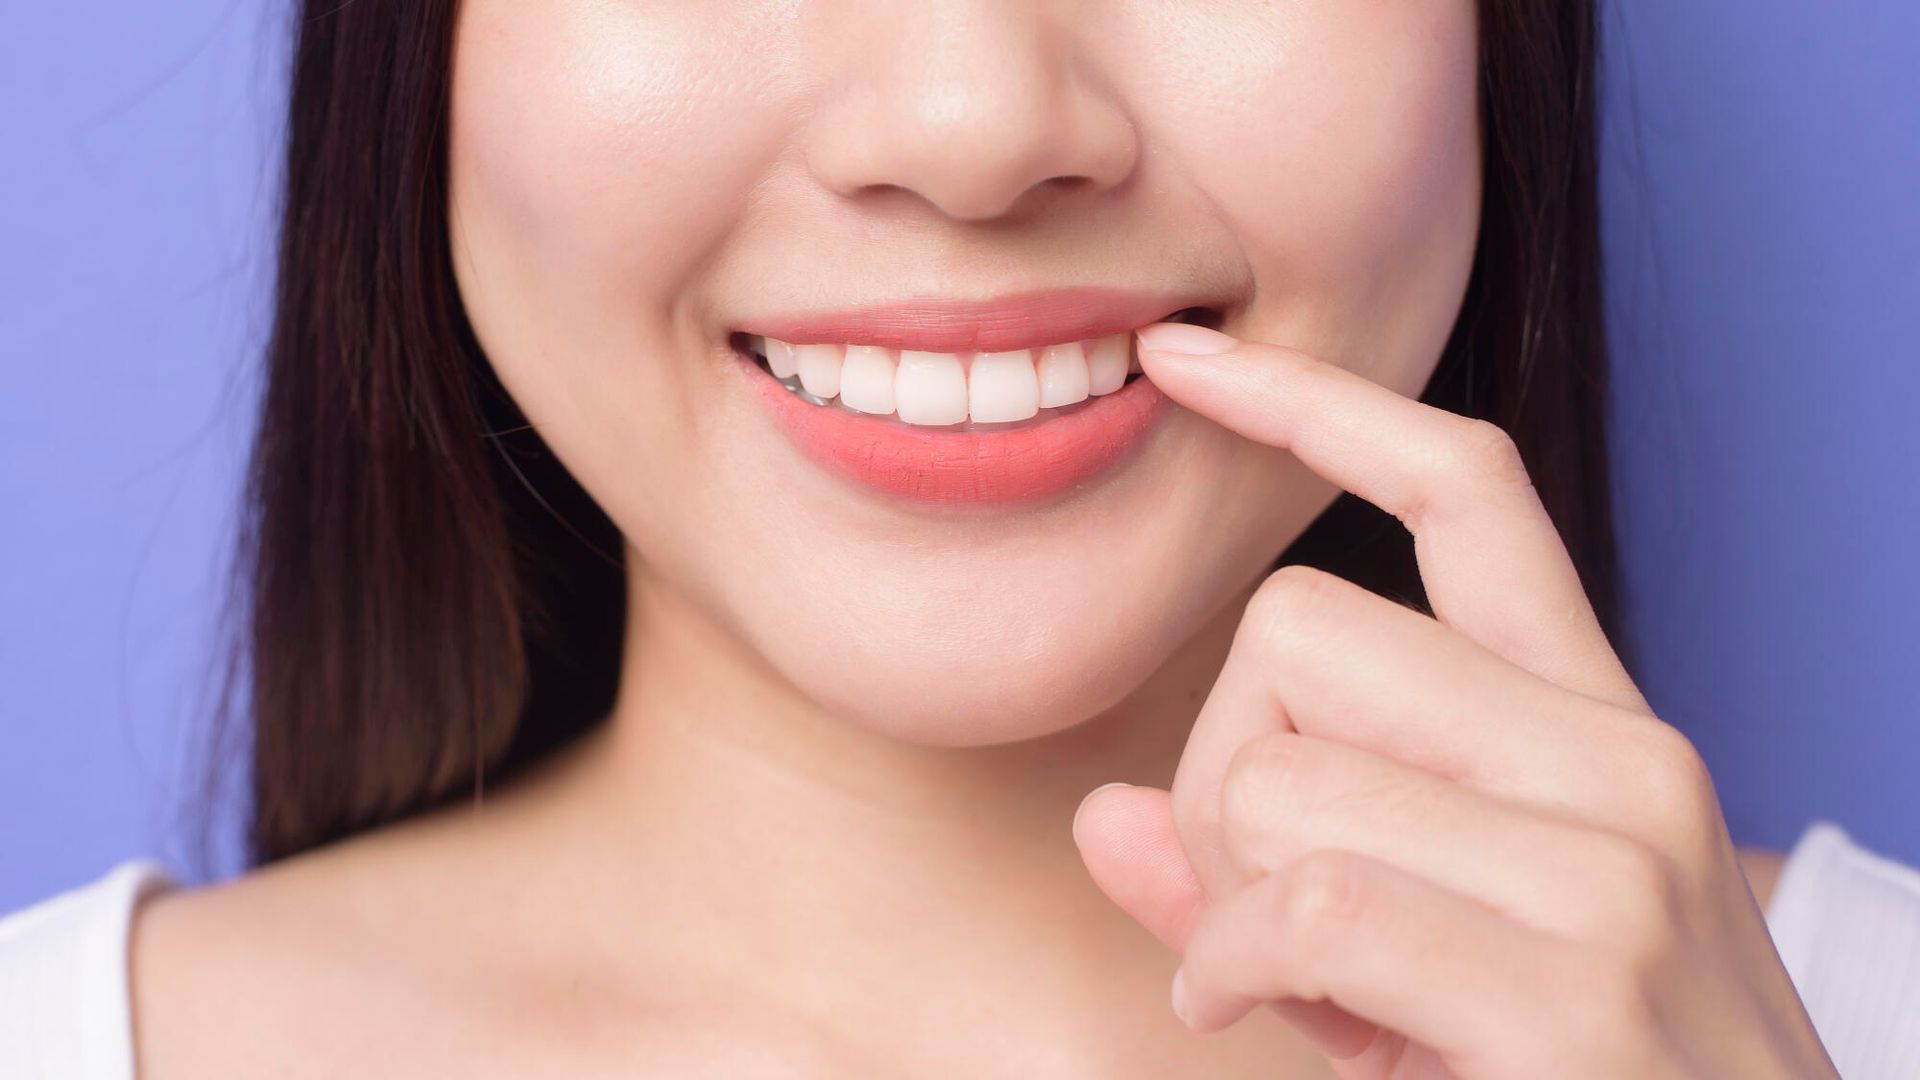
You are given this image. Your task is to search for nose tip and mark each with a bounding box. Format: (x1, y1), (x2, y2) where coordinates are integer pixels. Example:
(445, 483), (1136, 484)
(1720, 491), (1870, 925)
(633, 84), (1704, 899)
(801, 15), (1139, 223)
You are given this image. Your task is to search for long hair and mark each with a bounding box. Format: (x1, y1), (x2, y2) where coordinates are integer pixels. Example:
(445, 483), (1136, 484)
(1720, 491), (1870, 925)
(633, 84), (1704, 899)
(225, 0), (1615, 864)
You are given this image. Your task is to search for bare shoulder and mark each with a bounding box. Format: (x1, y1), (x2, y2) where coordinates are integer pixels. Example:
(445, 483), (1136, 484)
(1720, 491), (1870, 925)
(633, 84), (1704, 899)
(1737, 844), (1789, 910)
(128, 822), (472, 1080)
(126, 811), (865, 1080)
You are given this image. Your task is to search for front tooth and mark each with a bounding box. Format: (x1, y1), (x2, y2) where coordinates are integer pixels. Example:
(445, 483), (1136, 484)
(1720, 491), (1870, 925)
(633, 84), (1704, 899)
(838, 345), (897, 414)
(1035, 342), (1090, 408)
(1085, 333), (1129, 395)
(764, 337), (800, 379)
(894, 350), (968, 426)
(795, 342), (845, 399)
(969, 350), (1040, 423)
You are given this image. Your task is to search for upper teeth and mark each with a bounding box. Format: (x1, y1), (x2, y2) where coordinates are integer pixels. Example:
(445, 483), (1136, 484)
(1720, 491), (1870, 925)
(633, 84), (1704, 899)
(750, 332), (1143, 426)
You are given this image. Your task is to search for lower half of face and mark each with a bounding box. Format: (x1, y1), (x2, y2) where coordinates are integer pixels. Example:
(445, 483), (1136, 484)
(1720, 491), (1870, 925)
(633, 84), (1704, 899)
(446, 1), (1482, 745)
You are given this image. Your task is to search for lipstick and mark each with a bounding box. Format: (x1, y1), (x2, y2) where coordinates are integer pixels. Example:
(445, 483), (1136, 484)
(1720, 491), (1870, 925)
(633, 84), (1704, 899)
(731, 288), (1215, 506)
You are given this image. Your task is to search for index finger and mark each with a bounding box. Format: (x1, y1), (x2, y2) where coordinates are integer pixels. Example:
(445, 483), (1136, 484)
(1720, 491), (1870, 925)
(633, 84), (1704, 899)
(1135, 321), (1645, 713)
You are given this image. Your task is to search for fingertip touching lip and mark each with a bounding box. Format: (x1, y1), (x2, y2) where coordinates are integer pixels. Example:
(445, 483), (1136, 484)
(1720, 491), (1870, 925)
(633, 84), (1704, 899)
(731, 286), (1226, 354)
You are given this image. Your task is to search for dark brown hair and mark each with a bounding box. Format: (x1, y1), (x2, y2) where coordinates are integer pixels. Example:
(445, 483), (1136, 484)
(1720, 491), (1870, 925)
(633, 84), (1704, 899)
(224, 0), (1616, 864)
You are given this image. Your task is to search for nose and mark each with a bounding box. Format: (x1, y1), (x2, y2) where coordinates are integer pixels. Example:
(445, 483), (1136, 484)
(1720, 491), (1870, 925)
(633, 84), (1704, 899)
(801, 4), (1140, 223)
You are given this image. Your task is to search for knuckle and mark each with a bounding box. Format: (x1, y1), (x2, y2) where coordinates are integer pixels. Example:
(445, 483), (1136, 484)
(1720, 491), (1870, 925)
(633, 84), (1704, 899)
(1219, 734), (1310, 874)
(1398, 416), (1535, 530)
(1274, 850), (1373, 942)
(1572, 832), (1685, 952)
(1625, 722), (1724, 852)
(1454, 417), (1532, 487)
(1223, 733), (1305, 812)
(1245, 565), (1343, 648)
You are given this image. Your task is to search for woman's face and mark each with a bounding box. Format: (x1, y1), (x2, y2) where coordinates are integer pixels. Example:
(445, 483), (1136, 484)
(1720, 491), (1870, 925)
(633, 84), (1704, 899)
(447, 2), (1481, 745)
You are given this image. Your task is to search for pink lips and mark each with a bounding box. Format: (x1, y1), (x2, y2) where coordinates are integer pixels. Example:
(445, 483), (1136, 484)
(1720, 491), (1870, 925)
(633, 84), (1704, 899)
(737, 286), (1216, 353)
(734, 287), (1202, 505)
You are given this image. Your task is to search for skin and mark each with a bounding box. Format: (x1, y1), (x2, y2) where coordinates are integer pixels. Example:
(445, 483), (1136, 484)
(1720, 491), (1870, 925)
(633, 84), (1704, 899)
(129, 2), (1820, 1077)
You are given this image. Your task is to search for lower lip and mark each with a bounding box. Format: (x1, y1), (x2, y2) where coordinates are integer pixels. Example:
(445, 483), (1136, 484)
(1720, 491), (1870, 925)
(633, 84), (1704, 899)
(737, 349), (1170, 505)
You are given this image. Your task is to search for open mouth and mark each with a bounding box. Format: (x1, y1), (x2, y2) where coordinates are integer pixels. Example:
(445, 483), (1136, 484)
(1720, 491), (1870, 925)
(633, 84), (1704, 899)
(728, 305), (1221, 434)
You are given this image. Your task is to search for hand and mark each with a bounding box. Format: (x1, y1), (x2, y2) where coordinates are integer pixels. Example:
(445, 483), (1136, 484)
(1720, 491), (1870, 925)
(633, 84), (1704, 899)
(1069, 322), (1836, 1079)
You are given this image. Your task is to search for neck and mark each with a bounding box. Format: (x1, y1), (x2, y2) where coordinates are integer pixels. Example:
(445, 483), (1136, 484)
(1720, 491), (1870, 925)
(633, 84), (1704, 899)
(520, 548), (1264, 1052)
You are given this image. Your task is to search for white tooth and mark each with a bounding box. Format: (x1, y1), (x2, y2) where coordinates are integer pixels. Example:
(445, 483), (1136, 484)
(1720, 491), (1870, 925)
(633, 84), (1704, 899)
(795, 342), (844, 399)
(764, 337), (799, 379)
(1035, 342), (1090, 408)
(894, 350), (968, 426)
(838, 345), (897, 414)
(1085, 333), (1129, 395)
(968, 350), (1039, 423)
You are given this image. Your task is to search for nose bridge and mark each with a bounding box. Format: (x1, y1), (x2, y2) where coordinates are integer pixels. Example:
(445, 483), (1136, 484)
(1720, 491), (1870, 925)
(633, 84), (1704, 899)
(801, 1), (1137, 223)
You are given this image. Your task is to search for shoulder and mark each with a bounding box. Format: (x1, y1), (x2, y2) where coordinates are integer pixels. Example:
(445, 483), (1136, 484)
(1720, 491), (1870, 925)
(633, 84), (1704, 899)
(130, 844), (865, 1079)
(0, 860), (175, 1080)
(126, 817), (866, 1079)
(127, 817), (508, 1080)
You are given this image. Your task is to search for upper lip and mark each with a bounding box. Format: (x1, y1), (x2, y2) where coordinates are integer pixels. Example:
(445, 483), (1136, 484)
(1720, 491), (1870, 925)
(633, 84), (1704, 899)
(734, 286), (1224, 354)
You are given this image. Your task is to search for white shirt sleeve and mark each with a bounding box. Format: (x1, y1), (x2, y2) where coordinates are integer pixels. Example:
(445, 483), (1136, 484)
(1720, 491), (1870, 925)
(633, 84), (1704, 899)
(0, 861), (173, 1080)
(1766, 820), (1920, 1079)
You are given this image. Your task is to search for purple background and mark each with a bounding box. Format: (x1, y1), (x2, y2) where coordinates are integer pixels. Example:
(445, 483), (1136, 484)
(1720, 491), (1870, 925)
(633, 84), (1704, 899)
(3, 3), (1917, 912)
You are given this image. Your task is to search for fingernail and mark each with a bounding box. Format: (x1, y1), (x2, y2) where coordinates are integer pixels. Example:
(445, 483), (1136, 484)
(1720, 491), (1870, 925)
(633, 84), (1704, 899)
(1071, 781), (1133, 842)
(1134, 322), (1238, 356)
(1171, 967), (1194, 1025)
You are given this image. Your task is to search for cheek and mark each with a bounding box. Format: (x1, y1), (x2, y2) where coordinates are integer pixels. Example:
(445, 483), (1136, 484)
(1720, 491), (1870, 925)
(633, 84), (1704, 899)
(446, 2), (776, 427)
(1140, 2), (1482, 393)
(446, 1), (801, 554)
(451, 4), (779, 283)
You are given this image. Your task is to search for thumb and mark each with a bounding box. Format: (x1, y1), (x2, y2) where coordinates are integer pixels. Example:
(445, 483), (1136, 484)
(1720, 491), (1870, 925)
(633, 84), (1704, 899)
(1070, 782), (1207, 950)
(1071, 782), (1387, 1063)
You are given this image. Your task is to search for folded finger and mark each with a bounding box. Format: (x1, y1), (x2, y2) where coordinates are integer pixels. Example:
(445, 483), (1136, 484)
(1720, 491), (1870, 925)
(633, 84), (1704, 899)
(1213, 729), (1655, 939)
(1171, 564), (1657, 892)
(1174, 847), (1576, 1074)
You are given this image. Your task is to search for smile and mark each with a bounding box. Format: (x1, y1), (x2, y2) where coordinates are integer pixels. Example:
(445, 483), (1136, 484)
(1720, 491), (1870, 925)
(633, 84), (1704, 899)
(728, 288), (1224, 506)
(738, 331), (1152, 430)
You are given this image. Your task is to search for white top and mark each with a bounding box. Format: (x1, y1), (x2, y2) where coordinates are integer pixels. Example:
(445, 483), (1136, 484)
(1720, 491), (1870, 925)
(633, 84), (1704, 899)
(0, 860), (171, 1080)
(1, 821), (1917, 1077)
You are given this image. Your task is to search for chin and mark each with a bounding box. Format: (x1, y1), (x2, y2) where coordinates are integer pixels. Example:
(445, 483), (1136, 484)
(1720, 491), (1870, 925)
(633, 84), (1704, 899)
(759, 604), (1183, 749)
(704, 480), (1302, 749)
